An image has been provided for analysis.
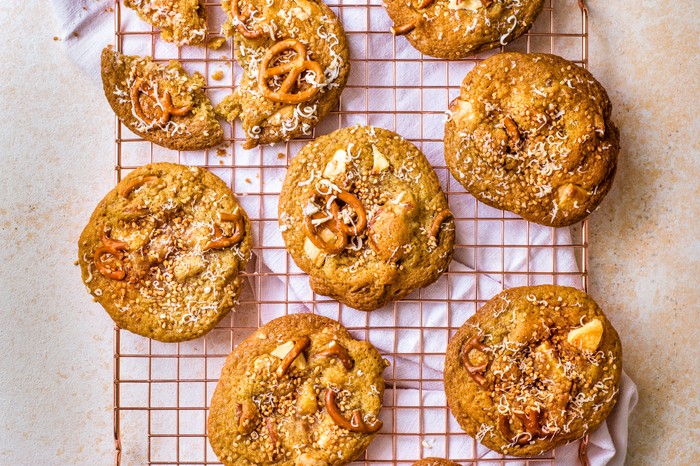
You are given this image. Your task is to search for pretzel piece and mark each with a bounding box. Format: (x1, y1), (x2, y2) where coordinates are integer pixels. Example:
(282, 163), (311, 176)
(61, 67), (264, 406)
(328, 190), (368, 237)
(203, 210), (245, 252)
(325, 389), (382, 433)
(230, 0), (264, 39)
(130, 77), (192, 127)
(498, 408), (552, 445)
(258, 39), (324, 104)
(119, 176), (158, 198)
(94, 229), (128, 280)
(276, 336), (310, 377)
(460, 334), (489, 387)
(391, 16), (423, 36)
(317, 341), (354, 370)
(429, 209), (453, 241)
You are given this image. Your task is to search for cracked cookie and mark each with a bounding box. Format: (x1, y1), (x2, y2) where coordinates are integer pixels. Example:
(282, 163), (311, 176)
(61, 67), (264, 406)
(278, 125), (455, 311)
(101, 46), (224, 151)
(216, 0), (350, 149)
(208, 313), (389, 465)
(444, 52), (619, 227)
(124, 0), (208, 46)
(385, 0), (545, 59)
(78, 163), (252, 342)
(444, 285), (622, 456)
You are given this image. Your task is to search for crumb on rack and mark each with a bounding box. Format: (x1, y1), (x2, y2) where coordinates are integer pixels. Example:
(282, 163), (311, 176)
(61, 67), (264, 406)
(207, 36), (227, 50)
(211, 70), (224, 81)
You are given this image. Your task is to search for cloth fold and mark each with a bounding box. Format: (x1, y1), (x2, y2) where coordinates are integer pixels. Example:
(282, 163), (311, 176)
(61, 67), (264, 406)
(50, 1), (637, 464)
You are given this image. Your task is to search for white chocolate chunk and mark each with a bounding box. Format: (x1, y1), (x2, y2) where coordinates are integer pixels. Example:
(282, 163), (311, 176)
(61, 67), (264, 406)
(371, 145), (390, 174)
(567, 319), (604, 352)
(303, 238), (325, 267)
(323, 149), (349, 179)
(449, 0), (482, 11)
(271, 341), (307, 370)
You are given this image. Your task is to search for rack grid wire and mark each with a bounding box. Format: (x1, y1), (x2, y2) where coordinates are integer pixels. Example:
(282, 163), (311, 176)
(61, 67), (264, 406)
(112, 0), (590, 464)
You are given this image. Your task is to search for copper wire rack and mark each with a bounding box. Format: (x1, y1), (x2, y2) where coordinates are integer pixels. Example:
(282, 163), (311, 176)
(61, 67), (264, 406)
(111, 0), (590, 464)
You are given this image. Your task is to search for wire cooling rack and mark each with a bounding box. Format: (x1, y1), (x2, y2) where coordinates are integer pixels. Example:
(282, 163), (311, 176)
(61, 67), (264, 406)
(111, 0), (590, 464)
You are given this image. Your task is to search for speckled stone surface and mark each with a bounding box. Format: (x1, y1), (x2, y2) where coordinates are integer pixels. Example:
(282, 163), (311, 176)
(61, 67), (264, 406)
(0, 1), (698, 464)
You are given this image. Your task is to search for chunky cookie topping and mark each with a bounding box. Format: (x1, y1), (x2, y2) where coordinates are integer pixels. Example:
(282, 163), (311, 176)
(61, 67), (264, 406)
(445, 285), (622, 456)
(78, 163), (252, 342)
(208, 314), (388, 465)
(279, 126), (455, 311)
(385, 0), (545, 59)
(444, 53), (619, 227)
(216, 0), (349, 148)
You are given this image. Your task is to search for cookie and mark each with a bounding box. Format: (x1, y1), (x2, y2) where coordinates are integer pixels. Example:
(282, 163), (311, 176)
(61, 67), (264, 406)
(216, 0), (350, 149)
(124, 0), (208, 46)
(78, 163), (252, 342)
(207, 313), (389, 465)
(386, 0), (545, 59)
(444, 285), (622, 456)
(444, 52), (619, 227)
(278, 125), (455, 311)
(101, 46), (224, 151)
(413, 458), (460, 466)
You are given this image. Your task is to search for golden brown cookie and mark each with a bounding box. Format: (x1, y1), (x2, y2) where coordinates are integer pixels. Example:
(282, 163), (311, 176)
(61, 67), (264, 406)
(386, 0), (545, 59)
(413, 458), (460, 466)
(444, 285), (622, 456)
(444, 52), (619, 227)
(78, 163), (252, 342)
(216, 0), (350, 149)
(278, 125), (455, 311)
(101, 46), (224, 151)
(124, 0), (208, 46)
(208, 313), (389, 465)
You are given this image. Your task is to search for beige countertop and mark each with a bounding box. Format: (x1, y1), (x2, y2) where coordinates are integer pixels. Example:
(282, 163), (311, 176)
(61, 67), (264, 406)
(0, 0), (698, 464)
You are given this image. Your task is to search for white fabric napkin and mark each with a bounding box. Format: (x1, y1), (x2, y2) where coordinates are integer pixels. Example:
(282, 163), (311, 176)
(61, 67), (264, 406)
(50, 1), (637, 464)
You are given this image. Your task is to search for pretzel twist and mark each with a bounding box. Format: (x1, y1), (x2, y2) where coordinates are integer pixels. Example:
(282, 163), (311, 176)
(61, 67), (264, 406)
(130, 77), (192, 127)
(94, 229), (128, 280)
(303, 189), (367, 255)
(276, 336), (310, 377)
(258, 39), (324, 104)
(325, 389), (382, 433)
(230, 0), (264, 39)
(119, 176), (158, 198)
(317, 341), (354, 370)
(429, 209), (453, 242)
(391, 15), (424, 36)
(460, 334), (489, 387)
(204, 210), (245, 252)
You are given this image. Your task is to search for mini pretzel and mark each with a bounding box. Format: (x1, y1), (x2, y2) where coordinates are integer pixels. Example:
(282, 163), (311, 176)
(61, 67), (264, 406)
(230, 0), (264, 39)
(498, 409), (551, 445)
(235, 402), (257, 435)
(391, 15), (423, 36)
(318, 341), (354, 370)
(328, 191), (368, 237)
(504, 116), (521, 145)
(119, 175), (158, 198)
(94, 229), (128, 280)
(258, 39), (324, 104)
(429, 209), (453, 241)
(418, 0), (436, 8)
(460, 334), (489, 387)
(324, 389), (382, 433)
(203, 210), (244, 252)
(130, 77), (192, 126)
(276, 336), (310, 377)
(304, 211), (347, 254)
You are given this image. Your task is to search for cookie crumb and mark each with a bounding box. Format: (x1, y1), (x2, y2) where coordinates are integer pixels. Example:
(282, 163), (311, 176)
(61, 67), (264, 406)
(211, 70), (224, 81)
(207, 36), (227, 50)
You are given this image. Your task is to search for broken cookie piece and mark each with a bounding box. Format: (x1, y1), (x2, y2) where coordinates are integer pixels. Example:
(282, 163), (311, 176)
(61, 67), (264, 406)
(124, 0), (208, 46)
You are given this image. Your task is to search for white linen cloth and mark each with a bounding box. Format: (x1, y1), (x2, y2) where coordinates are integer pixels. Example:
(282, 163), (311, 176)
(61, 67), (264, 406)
(49, 1), (637, 464)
